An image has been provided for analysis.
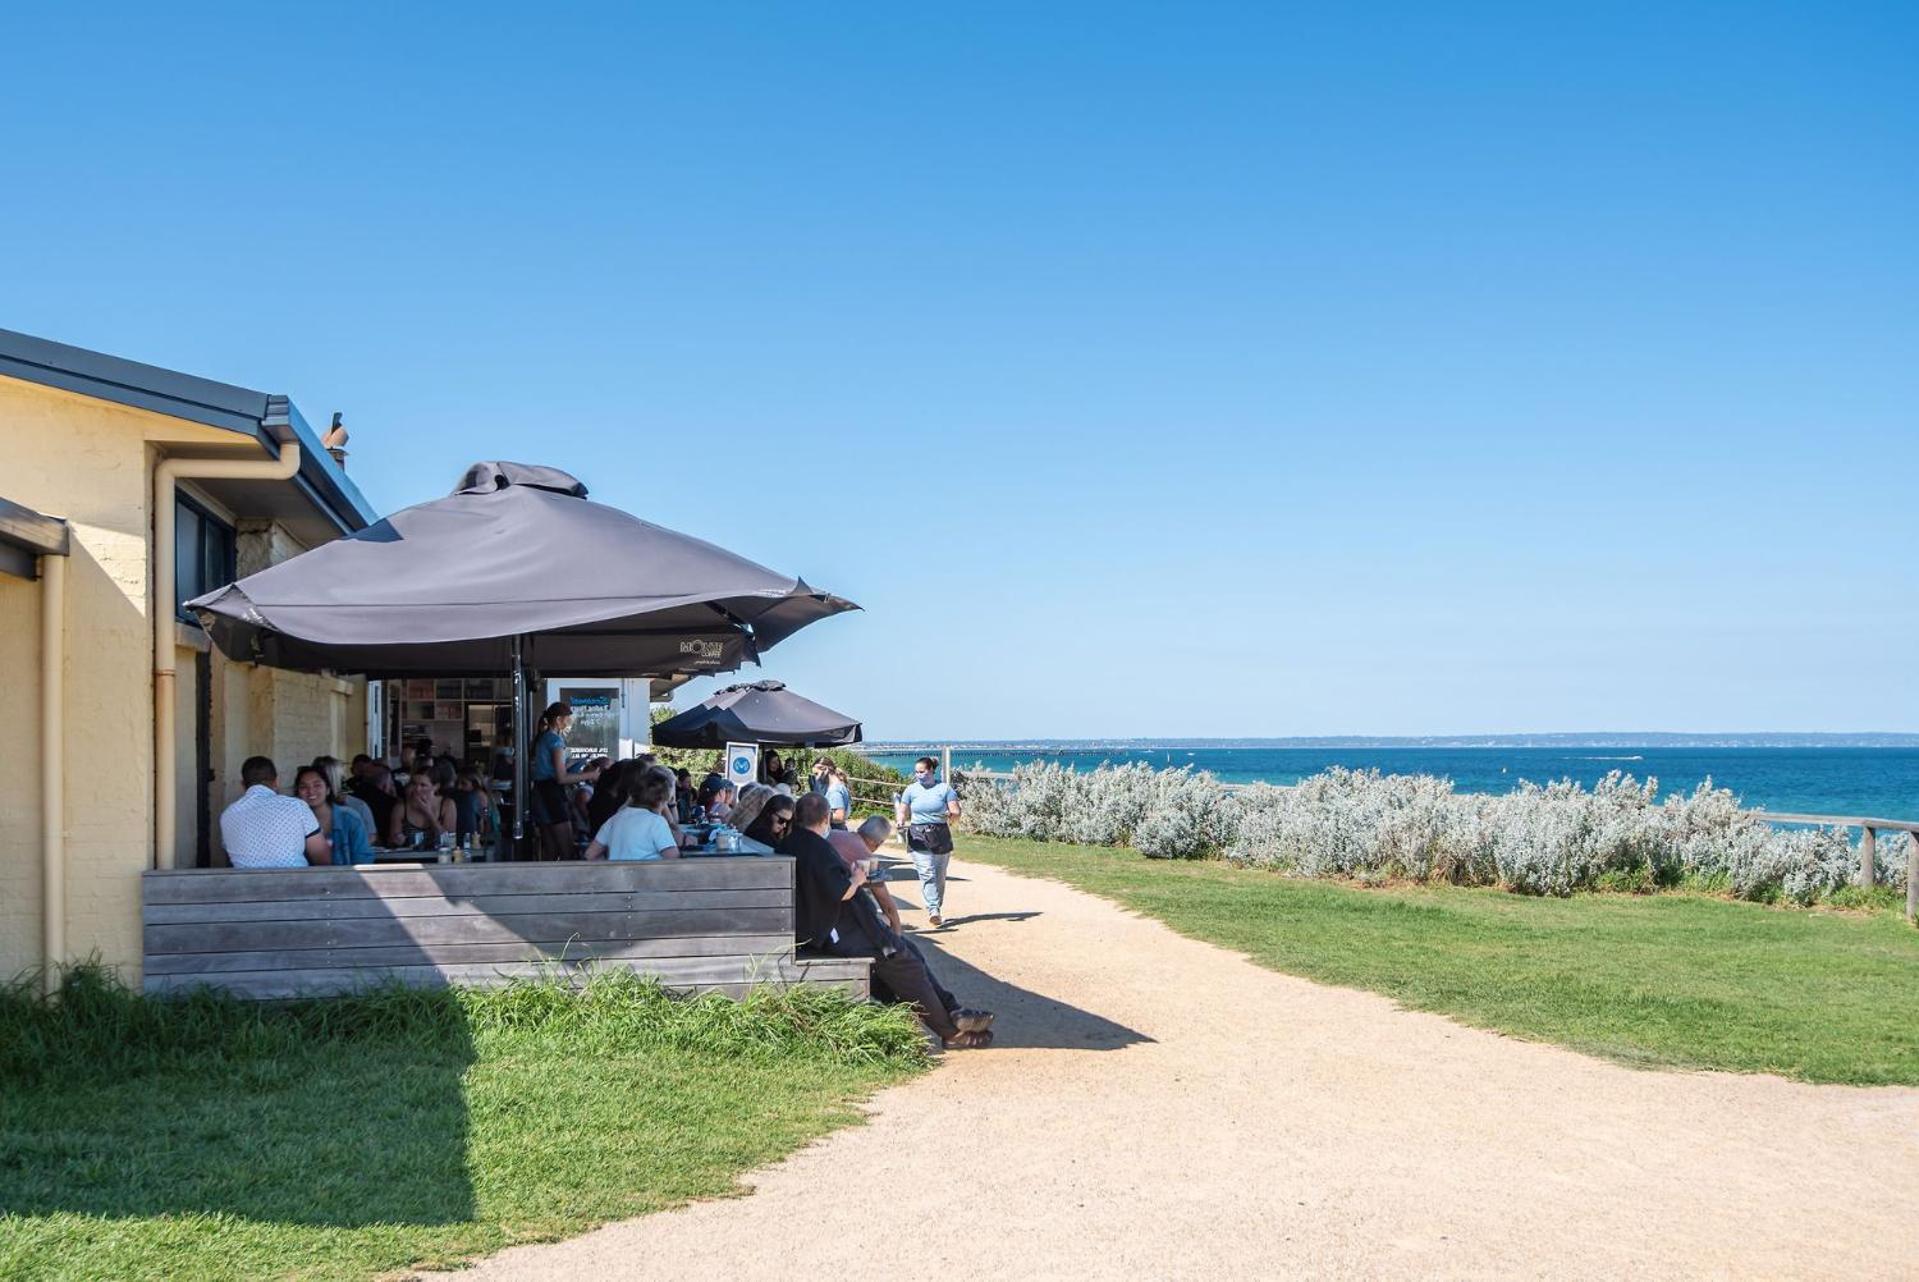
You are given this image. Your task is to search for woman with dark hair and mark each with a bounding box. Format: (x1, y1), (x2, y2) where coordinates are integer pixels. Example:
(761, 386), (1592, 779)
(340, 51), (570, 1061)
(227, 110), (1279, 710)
(584, 759), (632, 835)
(740, 794), (796, 854)
(530, 701), (602, 859)
(896, 755), (961, 927)
(313, 755), (376, 838)
(388, 769), (456, 849)
(672, 768), (697, 822)
(294, 765), (374, 864)
(763, 749), (791, 789)
(585, 767), (680, 861)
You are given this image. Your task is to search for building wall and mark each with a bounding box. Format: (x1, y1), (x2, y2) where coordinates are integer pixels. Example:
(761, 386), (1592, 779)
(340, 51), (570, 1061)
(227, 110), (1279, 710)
(0, 571), (46, 984)
(0, 374), (368, 983)
(0, 376), (169, 983)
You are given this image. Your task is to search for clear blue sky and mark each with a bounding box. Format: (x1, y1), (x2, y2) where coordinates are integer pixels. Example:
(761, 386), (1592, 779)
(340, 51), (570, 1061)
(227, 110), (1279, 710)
(4, 3), (1914, 738)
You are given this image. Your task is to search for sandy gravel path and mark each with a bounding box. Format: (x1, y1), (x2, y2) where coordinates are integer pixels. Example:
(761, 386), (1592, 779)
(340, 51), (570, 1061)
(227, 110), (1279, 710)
(445, 854), (1919, 1280)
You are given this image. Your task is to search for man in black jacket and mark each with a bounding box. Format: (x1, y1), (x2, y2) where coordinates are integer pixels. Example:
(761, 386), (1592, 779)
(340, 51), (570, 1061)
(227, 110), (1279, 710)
(782, 793), (993, 1049)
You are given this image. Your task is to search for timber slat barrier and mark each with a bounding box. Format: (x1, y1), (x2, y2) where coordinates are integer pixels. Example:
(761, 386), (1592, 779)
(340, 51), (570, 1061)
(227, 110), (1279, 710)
(140, 858), (871, 999)
(930, 756), (1919, 922)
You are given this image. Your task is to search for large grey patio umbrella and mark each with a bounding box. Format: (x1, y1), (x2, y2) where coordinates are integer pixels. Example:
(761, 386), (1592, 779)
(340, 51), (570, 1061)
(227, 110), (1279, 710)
(651, 680), (862, 749)
(188, 461), (856, 848)
(188, 461), (856, 678)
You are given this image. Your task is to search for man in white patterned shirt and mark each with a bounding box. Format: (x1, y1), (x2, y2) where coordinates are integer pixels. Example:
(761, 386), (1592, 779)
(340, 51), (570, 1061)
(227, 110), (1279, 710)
(221, 756), (331, 868)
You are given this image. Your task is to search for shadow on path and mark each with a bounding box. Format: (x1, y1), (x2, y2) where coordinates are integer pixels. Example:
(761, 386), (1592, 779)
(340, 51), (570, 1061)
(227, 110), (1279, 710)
(910, 934), (1152, 1052)
(930, 911), (1043, 928)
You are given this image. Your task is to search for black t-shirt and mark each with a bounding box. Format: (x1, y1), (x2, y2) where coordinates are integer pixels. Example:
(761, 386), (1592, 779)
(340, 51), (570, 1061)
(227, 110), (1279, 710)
(781, 827), (857, 950)
(350, 780), (398, 840)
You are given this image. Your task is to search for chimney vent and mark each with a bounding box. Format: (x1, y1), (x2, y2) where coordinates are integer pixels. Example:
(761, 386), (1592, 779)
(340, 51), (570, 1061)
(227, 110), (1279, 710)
(323, 412), (350, 468)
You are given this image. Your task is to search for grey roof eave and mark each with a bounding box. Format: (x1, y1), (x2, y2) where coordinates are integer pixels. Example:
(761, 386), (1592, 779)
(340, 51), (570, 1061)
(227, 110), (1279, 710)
(0, 327), (378, 534)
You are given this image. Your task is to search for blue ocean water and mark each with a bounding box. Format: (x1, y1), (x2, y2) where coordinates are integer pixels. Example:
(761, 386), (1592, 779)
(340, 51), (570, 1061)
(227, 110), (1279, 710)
(871, 747), (1919, 820)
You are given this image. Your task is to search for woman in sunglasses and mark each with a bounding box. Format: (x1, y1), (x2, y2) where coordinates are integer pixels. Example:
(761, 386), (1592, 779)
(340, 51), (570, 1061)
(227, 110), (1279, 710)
(739, 795), (797, 854)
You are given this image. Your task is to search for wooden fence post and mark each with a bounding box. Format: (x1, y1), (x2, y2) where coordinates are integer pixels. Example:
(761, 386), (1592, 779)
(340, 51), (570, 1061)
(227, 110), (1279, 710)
(1907, 837), (1918, 925)
(1858, 826), (1877, 888)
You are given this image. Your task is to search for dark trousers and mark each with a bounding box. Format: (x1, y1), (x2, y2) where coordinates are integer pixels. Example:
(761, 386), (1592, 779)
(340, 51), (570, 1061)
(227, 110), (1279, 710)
(875, 938), (958, 1014)
(823, 922), (959, 1042)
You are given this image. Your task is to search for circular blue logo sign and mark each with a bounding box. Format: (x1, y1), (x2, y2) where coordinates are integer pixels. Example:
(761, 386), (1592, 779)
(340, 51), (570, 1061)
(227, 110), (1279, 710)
(731, 755), (752, 774)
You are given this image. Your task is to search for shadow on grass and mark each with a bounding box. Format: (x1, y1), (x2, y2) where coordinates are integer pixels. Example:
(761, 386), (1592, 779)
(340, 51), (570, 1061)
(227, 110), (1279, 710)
(908, 935), (1153, 1052)
(0, 970), (477, 1228)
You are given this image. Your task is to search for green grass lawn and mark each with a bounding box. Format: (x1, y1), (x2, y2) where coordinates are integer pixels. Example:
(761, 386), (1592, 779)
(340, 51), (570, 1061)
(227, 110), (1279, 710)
(959, 835), (1919, 1086)
(0, 970), (926, 1282)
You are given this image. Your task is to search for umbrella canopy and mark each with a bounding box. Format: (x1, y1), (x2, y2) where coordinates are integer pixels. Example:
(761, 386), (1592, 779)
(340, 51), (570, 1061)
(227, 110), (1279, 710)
(651, 680), (863, 748)
(188, 461), (856, 677)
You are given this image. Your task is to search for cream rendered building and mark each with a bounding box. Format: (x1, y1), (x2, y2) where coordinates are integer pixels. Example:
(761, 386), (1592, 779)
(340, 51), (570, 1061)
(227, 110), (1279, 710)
(0, 329), (379, 985)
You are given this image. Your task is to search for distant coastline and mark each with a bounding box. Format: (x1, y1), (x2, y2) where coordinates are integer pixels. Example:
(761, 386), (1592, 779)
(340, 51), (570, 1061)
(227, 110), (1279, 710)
(862, 739), (1919, 817)
(869, 733), (1919, 751)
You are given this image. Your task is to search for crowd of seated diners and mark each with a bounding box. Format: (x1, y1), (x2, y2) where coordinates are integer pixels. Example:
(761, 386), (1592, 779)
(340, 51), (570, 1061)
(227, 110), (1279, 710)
(221, 738), (503, 870)
(215, 705), (998, 1050)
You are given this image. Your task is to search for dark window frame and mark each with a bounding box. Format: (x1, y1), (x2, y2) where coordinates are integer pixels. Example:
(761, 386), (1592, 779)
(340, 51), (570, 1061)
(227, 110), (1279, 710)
(173, 492), (236, 623)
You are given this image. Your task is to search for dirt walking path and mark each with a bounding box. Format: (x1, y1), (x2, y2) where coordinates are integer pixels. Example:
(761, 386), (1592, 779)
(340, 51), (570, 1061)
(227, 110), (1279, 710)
(444, 855), (1919, 1280)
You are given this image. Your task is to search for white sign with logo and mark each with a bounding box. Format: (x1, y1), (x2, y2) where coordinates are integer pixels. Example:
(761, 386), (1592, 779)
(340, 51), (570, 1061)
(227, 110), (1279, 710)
(724, 742), (760, 793)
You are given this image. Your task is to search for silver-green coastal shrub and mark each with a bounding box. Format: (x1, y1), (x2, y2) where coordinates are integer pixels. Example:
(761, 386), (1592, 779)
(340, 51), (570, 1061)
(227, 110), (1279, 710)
(960, 762), (1874, 904)
(956, 761), (1234, 858)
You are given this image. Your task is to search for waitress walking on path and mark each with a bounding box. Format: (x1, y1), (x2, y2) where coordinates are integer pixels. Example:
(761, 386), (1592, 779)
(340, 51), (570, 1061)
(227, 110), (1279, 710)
(897, 756), (961, 927)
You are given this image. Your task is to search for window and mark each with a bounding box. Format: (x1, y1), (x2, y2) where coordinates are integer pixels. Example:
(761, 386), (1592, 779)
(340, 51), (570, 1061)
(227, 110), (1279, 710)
(174, 494), (236, 621)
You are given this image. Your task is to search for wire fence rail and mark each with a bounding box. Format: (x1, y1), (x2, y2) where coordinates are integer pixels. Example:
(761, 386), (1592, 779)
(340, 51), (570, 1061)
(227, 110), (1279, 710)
(923, 753), (1919, 922)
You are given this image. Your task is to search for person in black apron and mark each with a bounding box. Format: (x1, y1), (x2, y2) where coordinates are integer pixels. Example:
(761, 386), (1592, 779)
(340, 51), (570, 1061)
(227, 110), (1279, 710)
(896, 756), (961, 926)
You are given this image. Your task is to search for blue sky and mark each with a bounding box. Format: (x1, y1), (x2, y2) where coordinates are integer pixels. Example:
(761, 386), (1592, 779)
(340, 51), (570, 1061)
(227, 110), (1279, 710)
(4, 3), (1914, 738)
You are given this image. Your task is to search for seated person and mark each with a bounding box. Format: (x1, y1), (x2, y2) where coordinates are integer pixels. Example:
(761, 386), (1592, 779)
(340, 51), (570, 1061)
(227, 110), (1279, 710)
(738, 795), (795, 854)
(221, 756), (331, 868)
(452, 768), (495, 845)
(313, 755), (376, 837)
(829, 815), (906, 935)
(723, 783), (773, 840)
(827, 816), (982, 1020)
(780, 794), (993, 1049)
(700, 780), (736, 822)
(388, 770), (457, 848)
(348, 763), (400, 841)
(294, 765), (375, 865)
(572, 756), (611, 825)
(584, 760), (631, 835)
(585, 769), (681, 861)
(641, 763), (687, 848)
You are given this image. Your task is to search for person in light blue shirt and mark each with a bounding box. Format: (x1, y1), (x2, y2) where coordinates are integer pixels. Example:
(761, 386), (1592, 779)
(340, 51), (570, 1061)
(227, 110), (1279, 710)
(825, 767), (853, 831)
(529, 701), (602, 859)
(895, 757), (961, 926)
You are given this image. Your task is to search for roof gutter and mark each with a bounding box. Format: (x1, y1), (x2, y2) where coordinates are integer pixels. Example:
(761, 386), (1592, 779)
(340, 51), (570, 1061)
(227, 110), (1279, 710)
(153, 438), (303, 870)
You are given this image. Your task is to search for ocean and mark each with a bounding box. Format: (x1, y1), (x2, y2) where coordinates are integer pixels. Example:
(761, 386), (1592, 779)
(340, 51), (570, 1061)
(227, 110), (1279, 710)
(869, 746), (1919, 820)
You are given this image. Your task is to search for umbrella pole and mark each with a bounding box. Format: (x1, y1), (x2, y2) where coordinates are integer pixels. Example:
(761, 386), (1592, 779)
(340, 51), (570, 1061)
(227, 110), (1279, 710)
(511, 635), (528, 857)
